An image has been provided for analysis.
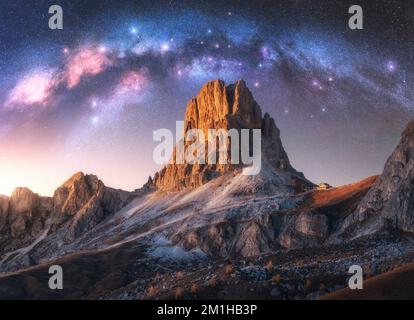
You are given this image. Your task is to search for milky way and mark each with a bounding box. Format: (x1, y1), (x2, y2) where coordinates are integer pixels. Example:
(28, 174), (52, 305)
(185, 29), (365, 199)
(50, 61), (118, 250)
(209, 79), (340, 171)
(0, 0), (413, 195)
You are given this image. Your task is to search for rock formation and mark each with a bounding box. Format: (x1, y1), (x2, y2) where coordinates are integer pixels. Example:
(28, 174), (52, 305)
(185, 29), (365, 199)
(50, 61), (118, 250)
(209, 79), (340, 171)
(0, 188), (52, 239)
(0, 172), (131, 249)
(52, 172), (130, 240)
(154, 79), (310, 191)
(336, 120), (414, 239)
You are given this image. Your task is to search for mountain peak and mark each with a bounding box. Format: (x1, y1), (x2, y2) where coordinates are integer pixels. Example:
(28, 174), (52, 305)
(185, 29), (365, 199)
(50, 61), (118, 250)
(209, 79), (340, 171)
(183, 79), (262, 136)
(60, 171), (100, 188)
(154, 79), (310, 191)
(53, 172), (103, 217)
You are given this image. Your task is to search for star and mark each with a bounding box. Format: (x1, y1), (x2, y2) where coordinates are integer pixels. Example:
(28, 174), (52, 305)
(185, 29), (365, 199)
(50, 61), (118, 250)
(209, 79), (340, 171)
(387, 61), (397, 72)
(161, 43), (170, 52)
(130, 27), (138, 35)
(91, 116), (99, 125)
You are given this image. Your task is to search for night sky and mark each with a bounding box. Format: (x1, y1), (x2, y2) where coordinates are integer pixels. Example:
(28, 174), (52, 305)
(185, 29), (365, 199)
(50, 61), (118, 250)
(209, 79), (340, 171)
(0, 0), (413, 196)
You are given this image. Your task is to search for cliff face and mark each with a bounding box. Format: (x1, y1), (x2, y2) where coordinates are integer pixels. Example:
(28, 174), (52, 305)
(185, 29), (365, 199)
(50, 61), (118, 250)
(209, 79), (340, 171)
(52, 172), (130, 241)
(336, 120), (414, 239)
(154, 79), (308, 191)
(0, 173), (130, 243)
(0, 188), (52, 239)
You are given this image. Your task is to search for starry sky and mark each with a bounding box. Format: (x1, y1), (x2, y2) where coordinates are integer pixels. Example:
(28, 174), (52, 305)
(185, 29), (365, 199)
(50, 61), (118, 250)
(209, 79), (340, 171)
(0, 0), (413, 196)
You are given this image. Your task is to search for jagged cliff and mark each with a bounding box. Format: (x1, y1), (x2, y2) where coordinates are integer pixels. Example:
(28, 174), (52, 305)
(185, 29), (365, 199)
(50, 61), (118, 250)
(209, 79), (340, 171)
(154, 79), (310, 191)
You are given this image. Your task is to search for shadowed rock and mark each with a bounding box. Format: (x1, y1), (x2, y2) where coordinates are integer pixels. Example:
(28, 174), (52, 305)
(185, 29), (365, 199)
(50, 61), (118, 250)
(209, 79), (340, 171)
(336, 120), (414, 239)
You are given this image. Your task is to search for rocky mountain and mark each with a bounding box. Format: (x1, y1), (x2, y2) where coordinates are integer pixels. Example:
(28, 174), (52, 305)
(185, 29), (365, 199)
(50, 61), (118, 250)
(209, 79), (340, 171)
(334, 120), (414, 240)
(0, 172), (132, 271)
(52, 172), (131, 241)
(1, 80), (414, 300)
(154, 80), (311, 192)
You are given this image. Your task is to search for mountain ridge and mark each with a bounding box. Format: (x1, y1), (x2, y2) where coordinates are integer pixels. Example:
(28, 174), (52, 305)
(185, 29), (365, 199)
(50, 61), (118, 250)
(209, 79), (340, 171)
(1, 80), (414, 299)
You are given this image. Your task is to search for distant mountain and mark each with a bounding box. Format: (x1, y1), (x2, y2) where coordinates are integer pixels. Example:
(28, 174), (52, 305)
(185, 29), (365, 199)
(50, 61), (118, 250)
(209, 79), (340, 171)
(0, 172), (132, 271)
(334, 120), (414, 240)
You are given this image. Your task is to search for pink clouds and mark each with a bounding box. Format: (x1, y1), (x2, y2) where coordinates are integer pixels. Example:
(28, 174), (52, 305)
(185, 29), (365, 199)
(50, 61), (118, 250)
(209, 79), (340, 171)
(4, 46), (147, 110)
(7, 71), (56, 106)
(65, 47), (112, 88)
(5, 46), (114, 108)
(116, 70), (148, 95)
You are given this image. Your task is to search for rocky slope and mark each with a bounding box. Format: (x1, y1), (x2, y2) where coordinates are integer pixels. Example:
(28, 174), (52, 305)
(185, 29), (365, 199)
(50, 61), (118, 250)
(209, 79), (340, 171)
(334, 120), (414, 240)
(1, 180), (411, 300)
(154, 80), (311, 192)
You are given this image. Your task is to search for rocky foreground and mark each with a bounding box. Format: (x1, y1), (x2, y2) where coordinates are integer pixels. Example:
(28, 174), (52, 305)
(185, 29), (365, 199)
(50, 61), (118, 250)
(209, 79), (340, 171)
(1, 80), (414, 299)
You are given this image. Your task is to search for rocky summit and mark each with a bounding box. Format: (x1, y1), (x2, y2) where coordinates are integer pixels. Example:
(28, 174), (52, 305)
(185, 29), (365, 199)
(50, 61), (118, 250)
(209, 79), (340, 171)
(154, 80), (311, 192)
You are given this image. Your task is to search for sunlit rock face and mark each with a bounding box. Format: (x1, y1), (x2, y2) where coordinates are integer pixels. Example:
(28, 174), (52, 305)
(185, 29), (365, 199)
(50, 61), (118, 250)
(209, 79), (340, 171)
(52, 172), (130, 241)
(154, 79), (309, 191)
